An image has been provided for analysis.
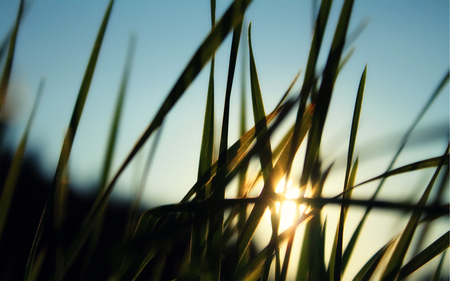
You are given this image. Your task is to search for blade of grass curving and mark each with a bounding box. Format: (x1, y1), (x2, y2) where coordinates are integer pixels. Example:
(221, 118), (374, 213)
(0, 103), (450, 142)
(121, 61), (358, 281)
(60, 0), (253, 277)
(397, 231), (449, 280)
(0, 0), (24, 113)
(0, 79), (44, 243)
(342, 71), (449, 272)
(353, 239), (396, 281)
(431, 250), (447, 281)
(381, 143), (450, 280)
(81, 34), (136, 279)
(350, 155), (449, 191)
(24, 1), (114, 279)
(300, 0), (354, 193)
(330, 66), (366, 277)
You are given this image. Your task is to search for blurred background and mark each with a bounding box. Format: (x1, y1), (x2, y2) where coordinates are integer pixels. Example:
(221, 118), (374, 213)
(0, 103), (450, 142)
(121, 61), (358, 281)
(0, 0), (448, 279)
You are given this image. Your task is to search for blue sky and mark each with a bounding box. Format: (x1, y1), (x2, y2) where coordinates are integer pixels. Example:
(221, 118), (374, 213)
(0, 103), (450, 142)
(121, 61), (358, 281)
(0, 0), (448, 278)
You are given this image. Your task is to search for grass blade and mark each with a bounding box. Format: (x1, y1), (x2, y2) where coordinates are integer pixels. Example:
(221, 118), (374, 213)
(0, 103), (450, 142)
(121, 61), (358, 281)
(23, 1), (115, 279)
(0, 0), (23, 113)
(397, 231), (449, 280)
(60, 0), (253, 277)
(431, 250), (447, 281)
(342, 71), (449, 271)
(0, 79), (44, 243)
(300, 0), (354, 194)
(381, 143), (450, 280)
(353, 239), (396, 281)
(82, 34), (137, 279)
(332, 66), (366, 274)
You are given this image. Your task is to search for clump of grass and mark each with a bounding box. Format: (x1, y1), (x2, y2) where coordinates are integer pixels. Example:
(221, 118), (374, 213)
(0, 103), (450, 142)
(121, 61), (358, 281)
(0, 0), (448, 280)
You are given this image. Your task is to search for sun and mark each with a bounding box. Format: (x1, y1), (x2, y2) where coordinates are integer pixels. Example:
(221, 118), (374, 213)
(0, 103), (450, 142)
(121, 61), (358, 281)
(273, 178), (308, 233)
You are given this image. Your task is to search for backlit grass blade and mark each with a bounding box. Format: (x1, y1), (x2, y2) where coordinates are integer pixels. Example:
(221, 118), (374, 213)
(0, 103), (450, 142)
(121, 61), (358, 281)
(0, 79), (44, 243)
(296, 164), (333, 281)
(353, 239), (396, 281)
(248, 23), (276, 280)
(288, 0), (332, 192)
(0, 0), (23, 113)
(301, 0), (354, 191)
(351, 155), (449, 190)
(227, 102), (313, 279)
(381, 144), (449, 280)
(342, 71), (449, 269)
(397, 231), (449, 279)
(60, 0), (253, 277)
(23, 1), (115, 279)
(331, 66), (366, 276)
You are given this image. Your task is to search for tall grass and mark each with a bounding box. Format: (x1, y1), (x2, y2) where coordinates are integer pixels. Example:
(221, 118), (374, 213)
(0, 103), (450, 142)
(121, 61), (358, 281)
(0, 0), (448, 280)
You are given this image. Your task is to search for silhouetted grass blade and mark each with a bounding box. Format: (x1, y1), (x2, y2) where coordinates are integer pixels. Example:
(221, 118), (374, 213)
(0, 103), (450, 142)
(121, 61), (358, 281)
(398, 231), (449, 279)
(0, 79), (44, 243)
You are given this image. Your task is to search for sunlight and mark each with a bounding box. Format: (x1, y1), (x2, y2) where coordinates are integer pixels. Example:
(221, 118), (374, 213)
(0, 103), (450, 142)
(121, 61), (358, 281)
(274, 178), (307, 233)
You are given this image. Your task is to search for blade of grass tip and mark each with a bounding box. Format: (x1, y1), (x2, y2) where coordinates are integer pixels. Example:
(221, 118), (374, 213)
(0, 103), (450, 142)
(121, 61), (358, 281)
(342, 71), (449, 272)
(0, 0), (24, 113)
(237, 22), (248, 235)
(300, 0), (354, 191)
(381, 143), (450, 280)
(0, 79), (44, 243)
(82, 32), (136, 281)
(397, 231), (449, 280)
(219, 21), (243, 168)
(431, 250), (447, 281)
(331, 65), (366, 277)
(288, 0), (332, 190)
(226, 100), (314, 280)
(193, 0), (217, 278)
(247, 22), (279, 281)
(61, 0), (253, 277)
(23, 1), (115, 280)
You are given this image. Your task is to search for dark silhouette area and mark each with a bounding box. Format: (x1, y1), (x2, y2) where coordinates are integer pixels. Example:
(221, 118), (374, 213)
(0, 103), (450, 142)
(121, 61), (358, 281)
(0, 147), (191, 280)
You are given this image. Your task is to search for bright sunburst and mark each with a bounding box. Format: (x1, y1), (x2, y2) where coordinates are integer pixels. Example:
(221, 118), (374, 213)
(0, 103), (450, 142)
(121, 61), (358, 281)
(273, 178), (308, 233)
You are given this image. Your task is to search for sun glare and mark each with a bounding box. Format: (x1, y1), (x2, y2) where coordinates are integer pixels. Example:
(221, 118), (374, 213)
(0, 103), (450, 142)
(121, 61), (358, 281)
(273, 178), (307, 233)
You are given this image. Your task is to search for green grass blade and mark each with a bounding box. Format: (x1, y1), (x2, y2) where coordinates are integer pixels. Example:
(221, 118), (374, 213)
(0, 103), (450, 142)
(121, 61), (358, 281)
(0, 79), (44, 243)
(341, 71), (449, 272)
(398, 231), (449, 280)
(329, 158), (359, 281)
(81, 34), (136, 279)
(296, 164), (333, 281)
(381, 144), (450, 280)
(353, 239), (396, 281)
(300, 0), (354, 190)
(23, 1), (115, 279)
(352, 155), (449, 190)
(0, 0), (23, 113)
(332, 66), (366, 275)
(248, 22), (276, 280)
(60, 0), (252, 277)
(431, 250), (447, 281)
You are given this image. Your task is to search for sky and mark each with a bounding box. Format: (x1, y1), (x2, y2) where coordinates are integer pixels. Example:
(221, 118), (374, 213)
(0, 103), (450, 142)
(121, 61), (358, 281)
(0, 0), (449, 279)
